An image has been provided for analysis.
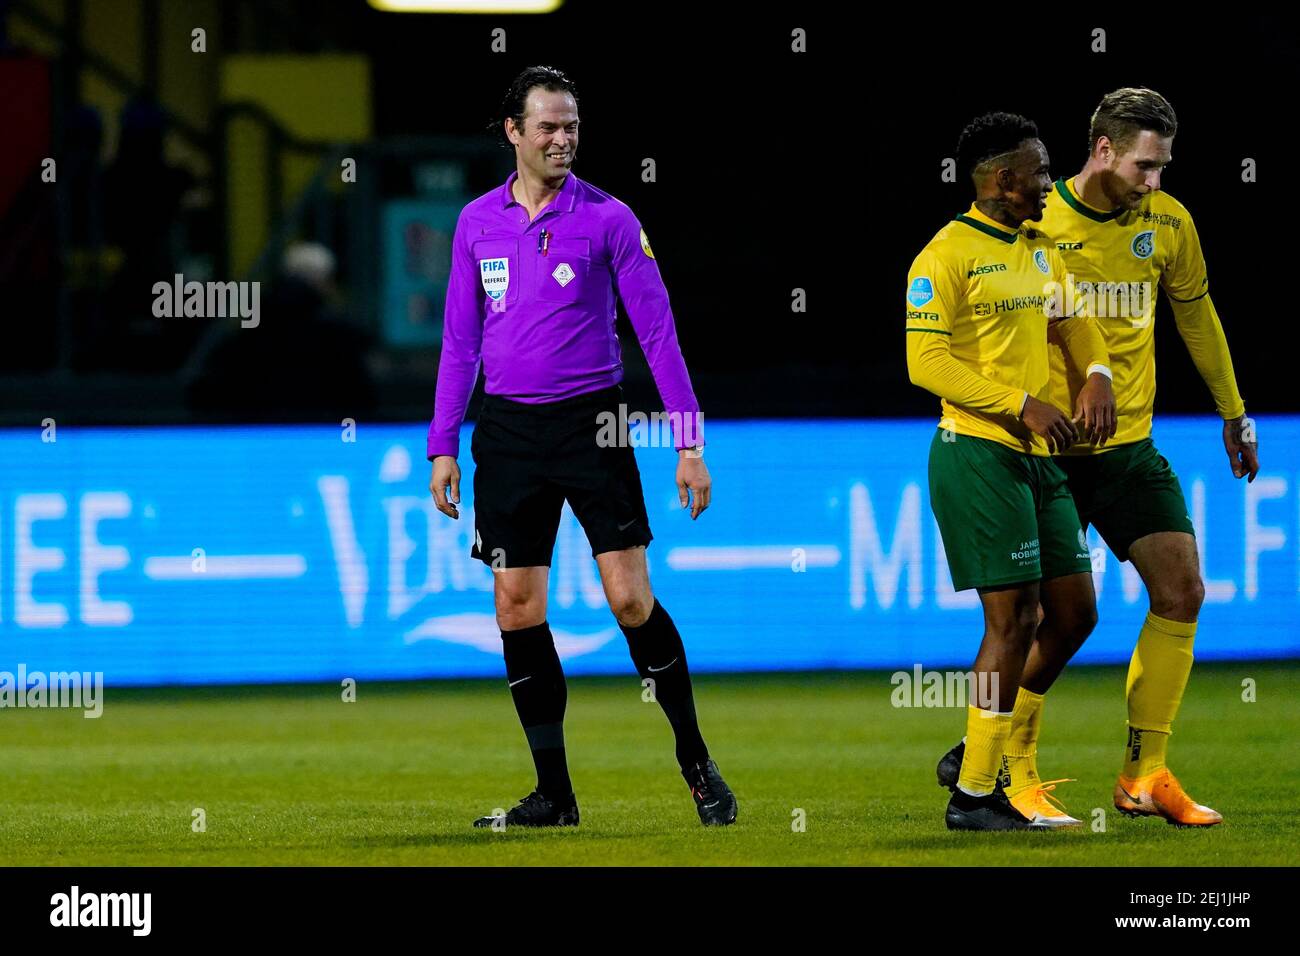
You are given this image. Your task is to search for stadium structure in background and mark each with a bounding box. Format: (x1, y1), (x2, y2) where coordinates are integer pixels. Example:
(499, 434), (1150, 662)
(0, 0), (855, 428)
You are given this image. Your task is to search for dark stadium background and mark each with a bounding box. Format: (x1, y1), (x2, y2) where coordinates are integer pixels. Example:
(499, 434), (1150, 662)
(883, 14), (1297, 421)
(2, 4), (1293, 424)
(1, 0), (853, 424)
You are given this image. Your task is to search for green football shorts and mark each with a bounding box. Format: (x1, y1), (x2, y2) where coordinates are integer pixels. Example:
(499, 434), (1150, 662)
(1056, 438), (1195, 562)
(929, 430), (1092, 591)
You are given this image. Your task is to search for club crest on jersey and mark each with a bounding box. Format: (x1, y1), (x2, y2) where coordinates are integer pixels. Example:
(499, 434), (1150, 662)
(479, 257), (510, 300)
(908, 277), (934, 308)
(1033, 249), (1050, 274)
(1131, 230), (1155, 260)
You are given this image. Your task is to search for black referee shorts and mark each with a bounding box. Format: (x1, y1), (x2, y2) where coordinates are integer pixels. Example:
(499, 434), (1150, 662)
(469, 384), (653, 568)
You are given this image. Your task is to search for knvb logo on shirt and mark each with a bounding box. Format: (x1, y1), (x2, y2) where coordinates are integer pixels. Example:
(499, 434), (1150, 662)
(552, 262), (576, 288)
(479, 257), (510, 300)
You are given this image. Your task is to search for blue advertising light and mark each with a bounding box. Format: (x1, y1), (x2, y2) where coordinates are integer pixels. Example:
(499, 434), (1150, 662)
(1, 418), (1294, 685)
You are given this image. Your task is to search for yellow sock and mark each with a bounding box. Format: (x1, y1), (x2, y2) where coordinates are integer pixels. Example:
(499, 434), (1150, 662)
(1123, 612), (1196, 778)
(1005, 687), (1045, 793)
(957, 705), (1013, 795)
(1124, 725), (1169, 778)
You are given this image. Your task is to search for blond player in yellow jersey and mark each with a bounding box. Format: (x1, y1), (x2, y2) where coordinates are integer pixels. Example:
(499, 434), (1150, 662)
(907, 112), (1117, 830)
(937, 89), (1259, 827)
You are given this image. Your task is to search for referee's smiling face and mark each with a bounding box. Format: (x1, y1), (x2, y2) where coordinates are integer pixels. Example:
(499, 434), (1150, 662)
(506, 87), (579, 184)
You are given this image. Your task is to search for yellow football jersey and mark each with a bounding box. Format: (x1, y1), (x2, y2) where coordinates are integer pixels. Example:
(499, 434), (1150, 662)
(906, 203), (1093, 457)
(1040, 177), (1221, 453)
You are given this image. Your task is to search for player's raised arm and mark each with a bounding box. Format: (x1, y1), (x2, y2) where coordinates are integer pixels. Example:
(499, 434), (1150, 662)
(427, 210), (486, 518)
(1162, 208), (1257, 480)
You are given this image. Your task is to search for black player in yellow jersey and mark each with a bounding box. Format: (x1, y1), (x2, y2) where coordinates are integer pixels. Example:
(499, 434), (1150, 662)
(908, 112), (1117, 830)
(936, 90), (1258, 826)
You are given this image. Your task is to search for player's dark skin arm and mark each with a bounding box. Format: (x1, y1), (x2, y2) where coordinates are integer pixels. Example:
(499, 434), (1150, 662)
(1070, 372), (1118, 445)
(1020, 396), (1078, 453)
(1048, 313), (1117, 445)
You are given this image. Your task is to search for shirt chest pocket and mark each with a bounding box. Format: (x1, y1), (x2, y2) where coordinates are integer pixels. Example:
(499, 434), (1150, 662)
(472, 238), (519, 311)
(535, 236), (595, 304)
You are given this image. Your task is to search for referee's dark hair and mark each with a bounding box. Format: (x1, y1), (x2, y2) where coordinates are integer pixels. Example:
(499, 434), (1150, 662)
(492, 65), (579, 148)
(955, 112), (1040, 182)
(1088, 87), (1177, 155)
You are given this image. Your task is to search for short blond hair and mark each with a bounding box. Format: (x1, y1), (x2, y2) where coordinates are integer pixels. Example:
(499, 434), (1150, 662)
(1089, 88), (1178, 155)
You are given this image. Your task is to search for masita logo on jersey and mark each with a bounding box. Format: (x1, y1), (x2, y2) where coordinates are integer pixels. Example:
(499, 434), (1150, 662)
(1131, 230), (1155, 260)
(1033, 249), (1050, 274)
(907, 276), (934, 308)
(479, 257), (509, 300)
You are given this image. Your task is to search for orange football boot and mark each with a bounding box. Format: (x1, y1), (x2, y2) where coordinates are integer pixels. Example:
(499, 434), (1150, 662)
(1114, 768), (1222, 826)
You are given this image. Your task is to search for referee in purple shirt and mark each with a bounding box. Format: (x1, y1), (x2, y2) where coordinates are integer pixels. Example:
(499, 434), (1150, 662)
(428, 66), (735, 828)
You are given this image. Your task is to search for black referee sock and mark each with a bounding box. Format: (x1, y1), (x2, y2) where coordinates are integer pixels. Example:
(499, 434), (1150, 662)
(501, 622), (573, 803)
(619, 599), (710, 772)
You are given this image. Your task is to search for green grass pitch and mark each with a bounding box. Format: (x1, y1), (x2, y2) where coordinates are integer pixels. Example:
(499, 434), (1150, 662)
(1, 662), (1295, 865)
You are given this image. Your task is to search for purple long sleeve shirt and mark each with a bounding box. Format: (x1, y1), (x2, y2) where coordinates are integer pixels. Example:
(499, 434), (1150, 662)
(426, 170), (703, 460)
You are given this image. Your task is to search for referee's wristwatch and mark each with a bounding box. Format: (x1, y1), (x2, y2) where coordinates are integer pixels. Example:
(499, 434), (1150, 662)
(680, 445), (704, 459)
